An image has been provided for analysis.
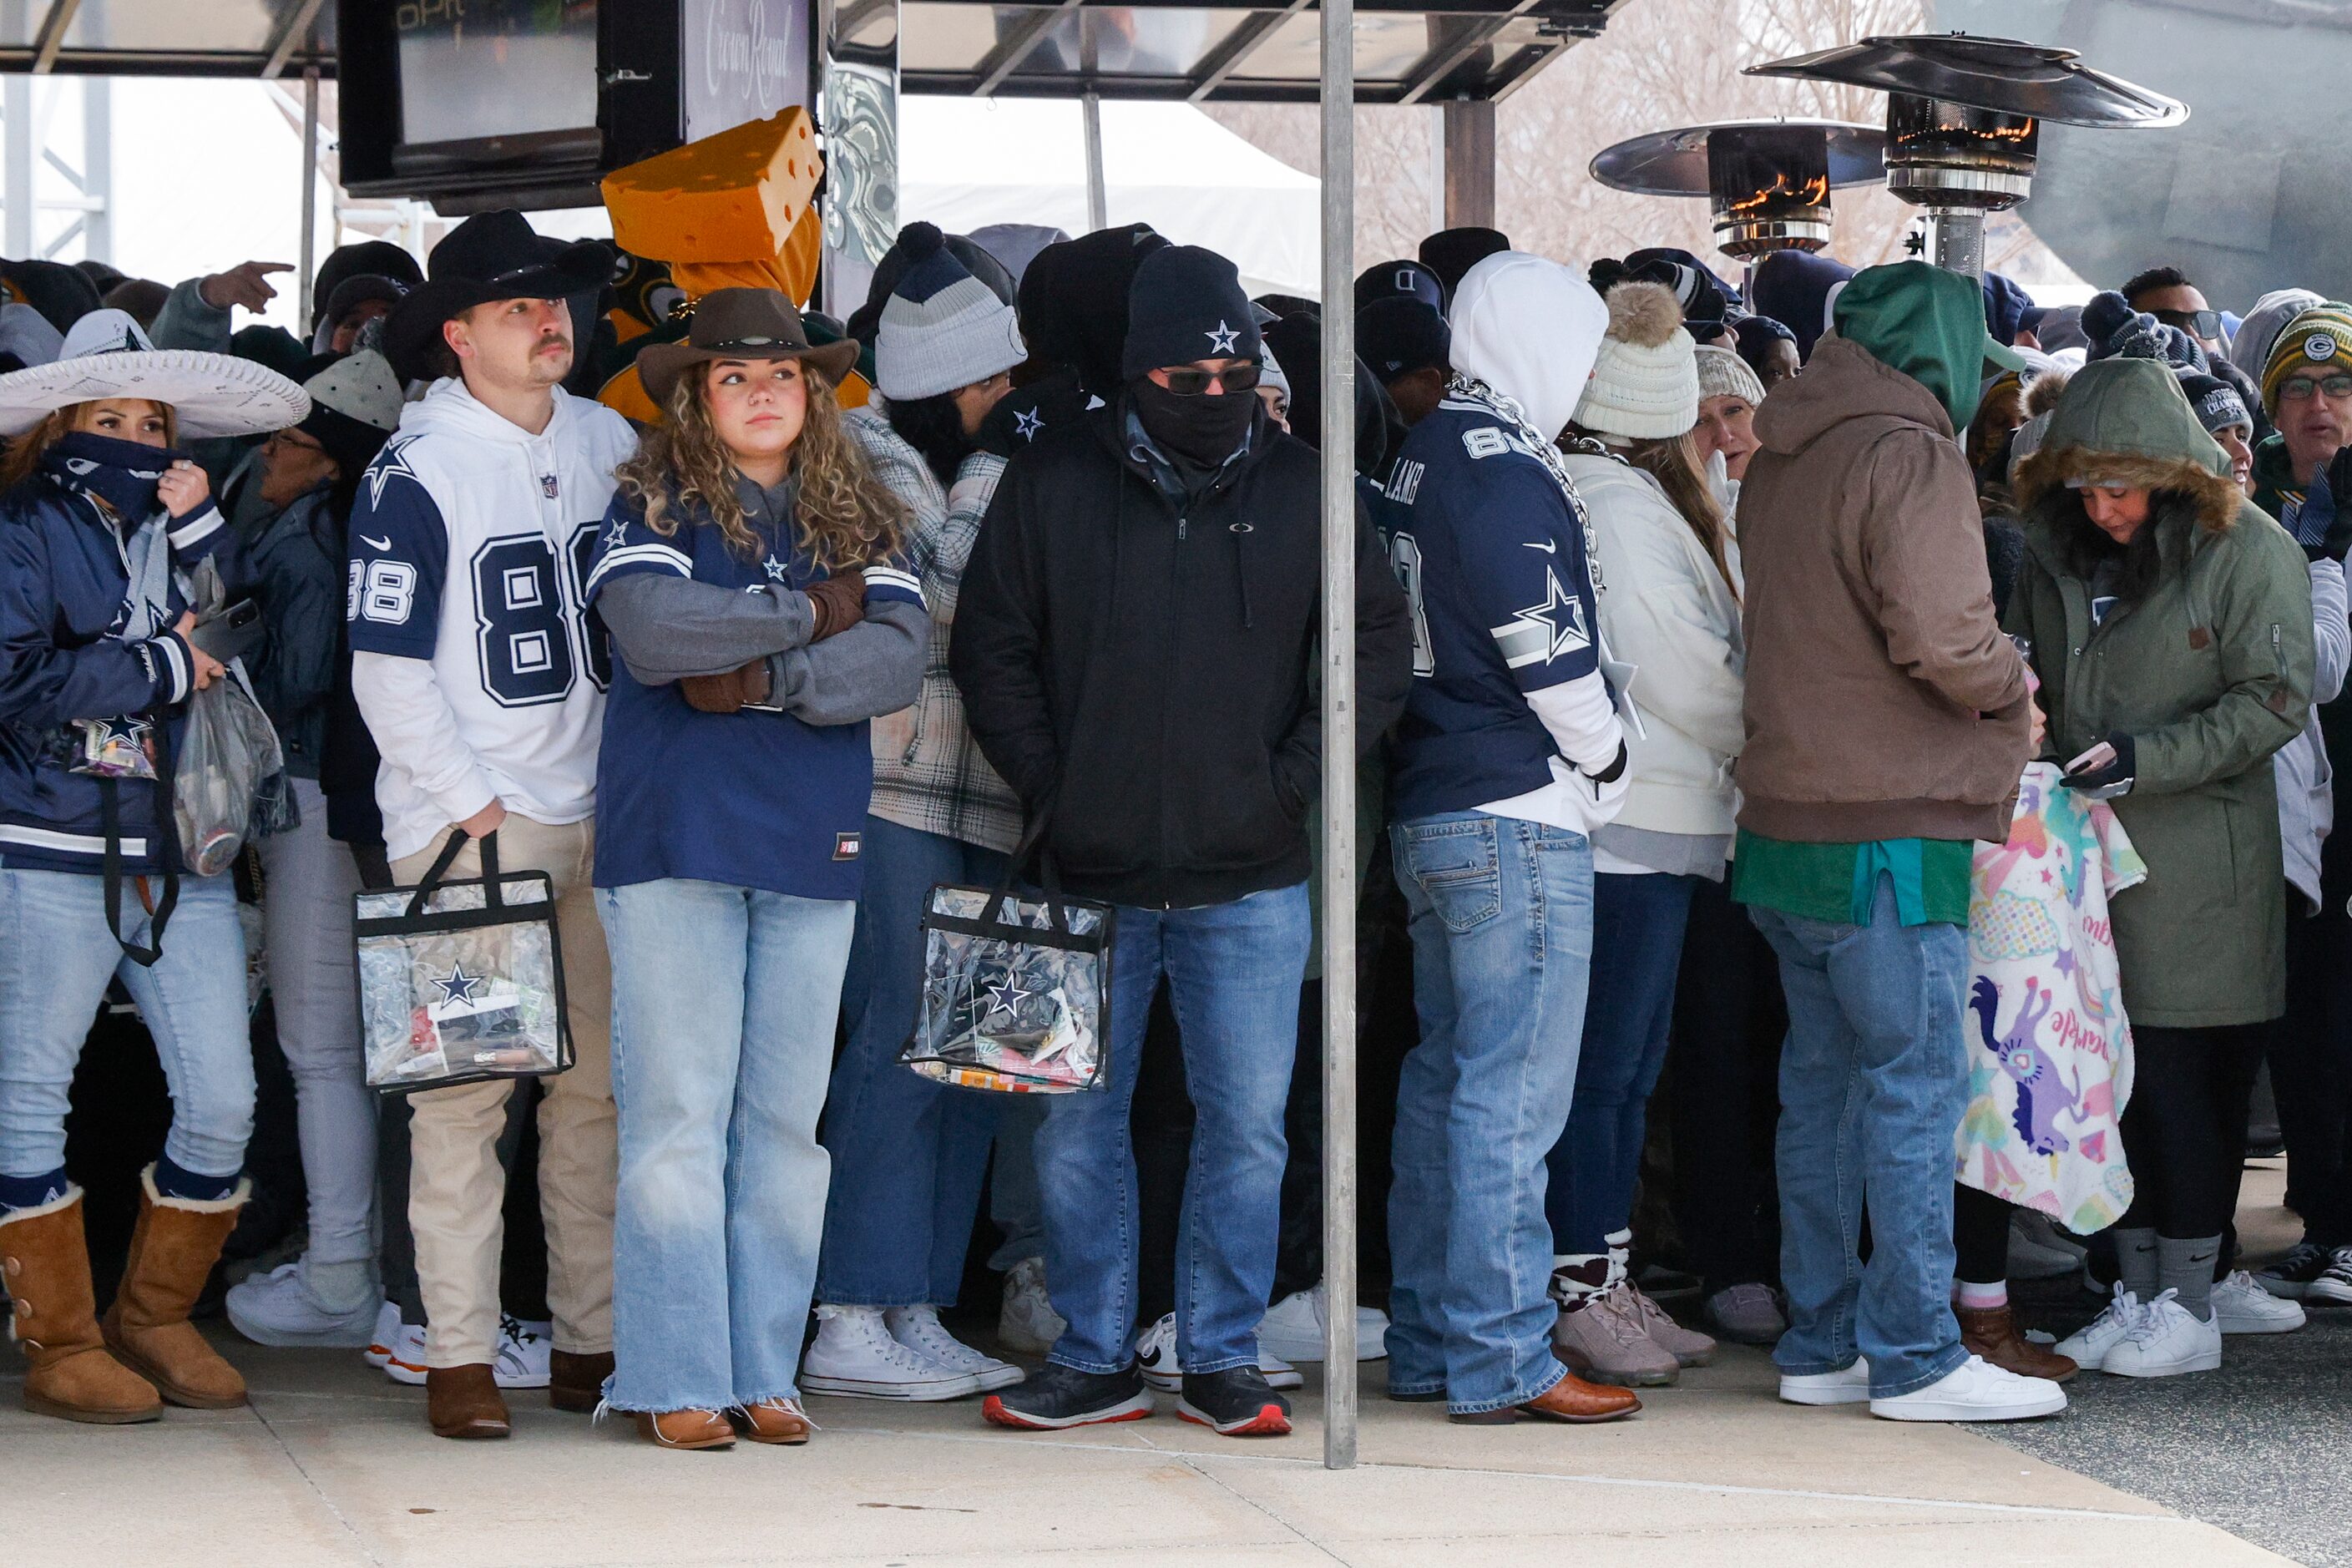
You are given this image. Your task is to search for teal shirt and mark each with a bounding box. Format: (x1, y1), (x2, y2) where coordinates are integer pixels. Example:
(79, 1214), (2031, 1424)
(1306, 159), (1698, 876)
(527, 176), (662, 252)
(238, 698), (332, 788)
(1730, 829), (1972, 927)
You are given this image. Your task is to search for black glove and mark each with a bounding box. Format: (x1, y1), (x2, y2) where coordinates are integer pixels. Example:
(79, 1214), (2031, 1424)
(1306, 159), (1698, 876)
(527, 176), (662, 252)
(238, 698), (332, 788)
(2061, 732), (2136, 799)
(2304, 447), (2352, 564)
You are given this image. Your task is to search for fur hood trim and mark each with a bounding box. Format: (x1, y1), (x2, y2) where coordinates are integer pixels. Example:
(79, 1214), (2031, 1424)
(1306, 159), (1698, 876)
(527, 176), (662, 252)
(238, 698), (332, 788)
(2013, 443), (2245, 534)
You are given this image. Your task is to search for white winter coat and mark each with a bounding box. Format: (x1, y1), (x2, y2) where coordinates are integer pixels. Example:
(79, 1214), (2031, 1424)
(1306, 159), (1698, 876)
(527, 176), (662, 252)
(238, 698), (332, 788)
(1562, 449), (1745, 838)
(2277, 556), (2349, 908)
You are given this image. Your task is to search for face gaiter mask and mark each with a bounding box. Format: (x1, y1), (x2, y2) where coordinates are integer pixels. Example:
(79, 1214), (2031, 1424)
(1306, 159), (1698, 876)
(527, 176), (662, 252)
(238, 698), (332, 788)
(43, 430), (188, 524)
(1130, 377), (1257, 470)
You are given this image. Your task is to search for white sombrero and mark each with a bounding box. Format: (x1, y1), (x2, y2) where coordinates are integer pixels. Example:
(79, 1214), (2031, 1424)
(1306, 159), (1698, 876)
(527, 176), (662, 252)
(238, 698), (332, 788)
(0, 309), (311, 438)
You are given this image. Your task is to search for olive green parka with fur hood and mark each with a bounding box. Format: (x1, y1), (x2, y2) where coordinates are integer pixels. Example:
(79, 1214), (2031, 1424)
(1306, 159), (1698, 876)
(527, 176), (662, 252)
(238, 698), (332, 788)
(2006, 356), (2314, 1029)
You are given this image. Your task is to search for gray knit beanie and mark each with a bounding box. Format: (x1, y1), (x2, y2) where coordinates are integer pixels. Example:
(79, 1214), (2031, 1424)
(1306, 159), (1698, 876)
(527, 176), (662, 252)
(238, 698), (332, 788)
(1694, 344), (1763, 407)
(876, 222), (1026, 402)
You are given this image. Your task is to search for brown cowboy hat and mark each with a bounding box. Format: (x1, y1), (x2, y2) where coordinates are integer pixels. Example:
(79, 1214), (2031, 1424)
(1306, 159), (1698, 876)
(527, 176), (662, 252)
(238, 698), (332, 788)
(635, 287), (860, 407)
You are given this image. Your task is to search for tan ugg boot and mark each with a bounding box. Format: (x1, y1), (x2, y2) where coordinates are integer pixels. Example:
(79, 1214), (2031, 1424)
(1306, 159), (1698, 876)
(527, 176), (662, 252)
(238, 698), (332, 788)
(1, 1187), (162, 1424)
(99, 1166), (250, 1409)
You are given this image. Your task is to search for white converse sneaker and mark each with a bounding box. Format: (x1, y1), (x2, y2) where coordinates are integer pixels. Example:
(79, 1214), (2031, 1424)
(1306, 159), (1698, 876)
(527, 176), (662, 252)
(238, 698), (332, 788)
(1778, 1357), (1870, 1406)
(885, 1304), (1024, 1393)
(494, 1315), (552, 1389)
(1136, 1311), (1303, 1392)
(2054, 1289), (2147, 1372)
(998, 1257), (1065, 1357)
(364, 1300), (402, 1368)
(226, 1257), (386, 1348)
(1870, 1355), (2066, 1421)
(1257, 1282), (1390, 1363)
(2213, 1270), (2307, 1334)
(380, 1317), (429, 1385)
(802, 1304), (983, 1400)
(2101, 1290), (2223, 1378)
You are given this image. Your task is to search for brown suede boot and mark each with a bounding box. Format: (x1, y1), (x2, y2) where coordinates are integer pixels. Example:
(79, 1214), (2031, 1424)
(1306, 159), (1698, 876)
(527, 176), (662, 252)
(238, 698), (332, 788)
(427, 1363), (511, 1439)
(2, 1188), (161, 1424)
(549, 1348), (615, 1414)
(1959, 1302), (2079, 1383)
(636, 1408), (734, 1449)
(99, 1166), (249, 1409)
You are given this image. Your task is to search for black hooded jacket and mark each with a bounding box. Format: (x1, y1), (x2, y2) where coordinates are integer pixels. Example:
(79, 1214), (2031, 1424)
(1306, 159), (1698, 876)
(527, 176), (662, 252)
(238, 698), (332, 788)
(951, 396), (1413, 908)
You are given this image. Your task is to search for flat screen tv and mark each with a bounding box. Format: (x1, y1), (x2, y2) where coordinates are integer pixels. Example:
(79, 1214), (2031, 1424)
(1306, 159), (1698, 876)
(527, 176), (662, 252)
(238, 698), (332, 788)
(392, 0), (603, 171)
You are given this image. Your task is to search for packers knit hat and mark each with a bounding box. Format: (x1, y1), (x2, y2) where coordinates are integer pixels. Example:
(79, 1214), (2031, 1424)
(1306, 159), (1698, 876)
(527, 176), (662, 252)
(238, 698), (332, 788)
(1695, 343), (1764, 406)
(2263, 302), (2352, 414)
(1120, 245), (1258, 381)
(1572, 281), (1699, 442)
(1357, 296), (1449, 382)
(876, 222), (1027, 402)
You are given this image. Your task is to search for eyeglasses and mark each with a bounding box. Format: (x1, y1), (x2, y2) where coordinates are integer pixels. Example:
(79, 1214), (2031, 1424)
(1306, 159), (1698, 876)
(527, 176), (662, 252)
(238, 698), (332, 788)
(2279, 373), (2352, 402)
(2149, 306), (2222, 341)
(1158, 363), (1262, 396)
(266, 429), (326, 456)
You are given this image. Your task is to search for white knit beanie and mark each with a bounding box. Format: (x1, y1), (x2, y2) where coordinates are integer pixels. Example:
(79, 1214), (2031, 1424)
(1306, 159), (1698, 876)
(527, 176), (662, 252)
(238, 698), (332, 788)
(876, 222), (1026, 402)
(1572, 281), (1699, 440)
(1693, 343), (1763, 407)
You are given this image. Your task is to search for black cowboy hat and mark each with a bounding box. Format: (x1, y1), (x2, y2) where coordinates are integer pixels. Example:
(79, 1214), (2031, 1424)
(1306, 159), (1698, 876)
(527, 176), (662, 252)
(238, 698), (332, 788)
(383, 210), (612, 382)
(635, 287), (861, 407)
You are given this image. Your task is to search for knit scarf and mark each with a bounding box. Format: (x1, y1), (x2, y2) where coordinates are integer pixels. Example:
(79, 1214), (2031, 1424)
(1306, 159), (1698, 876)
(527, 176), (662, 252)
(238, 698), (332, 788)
(43, 430), (186, 533)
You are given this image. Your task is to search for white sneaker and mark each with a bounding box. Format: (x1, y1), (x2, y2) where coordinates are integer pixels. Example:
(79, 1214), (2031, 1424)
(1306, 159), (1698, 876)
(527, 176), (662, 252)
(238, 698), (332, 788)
(364, 1300), (402, 1369)
(2213, 1270), (2307, 1335)
(2054, 1290), (2147, 1372)
(1778, 1357), (1870, 1406)
(884, 1304), (1024, 1393)
(226, 1258), (385, 1348)
(1257, 1282), (1390, 1363)
(495, 1315), (552, 1389)
(1870, 1354), (2066, 1421)
(998, 1257), (1065, 1358)
(802, 1304), (983, 1400)
(1136, 1311), (1303, 1392)
(2102, 1290), (2223, 1378)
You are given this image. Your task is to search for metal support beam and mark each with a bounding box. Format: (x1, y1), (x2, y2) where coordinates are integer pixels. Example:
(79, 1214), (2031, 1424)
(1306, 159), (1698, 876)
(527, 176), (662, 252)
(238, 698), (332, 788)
(1394, 0), (1537, 107)
(3, 73), (31, 257)
(1185, 0), (1305, 103)
(261, 0), (329, 79)
(1318, 0), (1359, 1477)
(77, 72), (104, 259)
(1441, 97), (1494, 228)
(29, 0), (78, 75)
(298, 67), (320, 337)
(970, 0), (1080, 98)
(1080, 91), (1106, 230)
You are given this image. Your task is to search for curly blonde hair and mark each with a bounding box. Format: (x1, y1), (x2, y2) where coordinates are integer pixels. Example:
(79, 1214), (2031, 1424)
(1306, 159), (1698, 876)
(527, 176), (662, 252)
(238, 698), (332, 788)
(614, 362), (907, 569)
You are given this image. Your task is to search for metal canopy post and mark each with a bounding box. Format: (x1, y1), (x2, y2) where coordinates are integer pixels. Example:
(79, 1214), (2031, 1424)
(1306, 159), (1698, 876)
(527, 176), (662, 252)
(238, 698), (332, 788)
(1081, 91), (1107, 231)
(1318, 0), (1359, 1474)
(297, 66), (319, 337)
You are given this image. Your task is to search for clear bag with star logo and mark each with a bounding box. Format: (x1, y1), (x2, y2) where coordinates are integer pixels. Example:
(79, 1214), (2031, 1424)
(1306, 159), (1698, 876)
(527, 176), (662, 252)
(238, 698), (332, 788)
(899, 852), (1115, 1095)
(354, 827), (573, 1094)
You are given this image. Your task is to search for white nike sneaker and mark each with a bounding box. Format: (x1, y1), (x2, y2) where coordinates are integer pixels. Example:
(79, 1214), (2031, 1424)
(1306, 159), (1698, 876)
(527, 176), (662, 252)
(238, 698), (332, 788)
(884, 1304), (1024, 1393)
(2101, 1290), (2223, 1378)
(1257, 1282), (1390, 1363)
(1136, 1311), (1302, 1392)
(363, 1300), (402, 1369)
(2054, 1289), (2147, 1372)
(1778, 1357), (1870, 1406)
(494, 1315), (552, 1389)
(2213, 1270), (2306, 1335)
(1869, 1354), (2066, 1422)
(225, 1258), (384, 1348)
(802, 1304), (983, 1400)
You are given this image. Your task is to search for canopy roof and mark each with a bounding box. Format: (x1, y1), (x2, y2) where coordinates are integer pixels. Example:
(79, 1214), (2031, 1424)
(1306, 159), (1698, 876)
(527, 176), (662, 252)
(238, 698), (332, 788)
(0, 0), (1616, 103)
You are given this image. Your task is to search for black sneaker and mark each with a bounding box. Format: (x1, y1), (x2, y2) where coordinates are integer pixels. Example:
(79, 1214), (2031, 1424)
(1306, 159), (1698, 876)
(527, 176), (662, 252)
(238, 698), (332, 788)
(2256, 1241), (2334, 1299)
(2308, 1246), (2352, 1306)
(983, 1362), (1153, 1430)
(1176, 1366), (1293, 1437)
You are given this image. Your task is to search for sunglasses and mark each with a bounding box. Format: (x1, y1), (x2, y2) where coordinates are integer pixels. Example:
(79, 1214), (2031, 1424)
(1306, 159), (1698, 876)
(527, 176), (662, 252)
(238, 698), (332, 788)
(2149, 306), (2222, 340)
(2279, 373), (2352, 402)
(1159, 364), (1262, 396)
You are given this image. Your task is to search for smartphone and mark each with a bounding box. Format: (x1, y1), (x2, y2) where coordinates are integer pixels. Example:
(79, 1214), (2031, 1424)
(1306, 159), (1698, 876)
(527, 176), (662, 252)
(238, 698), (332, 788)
(189, 598), (262, 665)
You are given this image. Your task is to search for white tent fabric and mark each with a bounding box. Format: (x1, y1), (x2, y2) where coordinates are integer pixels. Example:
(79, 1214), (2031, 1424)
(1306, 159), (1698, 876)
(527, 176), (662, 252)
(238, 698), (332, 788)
(898, 97), (1320, 297)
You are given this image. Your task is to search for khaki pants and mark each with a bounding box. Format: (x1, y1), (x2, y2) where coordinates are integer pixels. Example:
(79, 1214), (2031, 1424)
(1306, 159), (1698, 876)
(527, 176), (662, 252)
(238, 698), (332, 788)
(394, 816), (616, 1367)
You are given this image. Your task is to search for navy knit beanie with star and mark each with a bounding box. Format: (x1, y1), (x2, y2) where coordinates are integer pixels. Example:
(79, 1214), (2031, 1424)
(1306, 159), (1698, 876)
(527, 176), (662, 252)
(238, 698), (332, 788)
(1120, 245), (1260, 381)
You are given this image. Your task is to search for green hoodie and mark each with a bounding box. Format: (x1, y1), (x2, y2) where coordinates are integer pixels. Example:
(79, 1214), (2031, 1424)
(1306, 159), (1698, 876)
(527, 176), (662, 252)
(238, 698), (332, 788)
(1832, 260), (2025, 431)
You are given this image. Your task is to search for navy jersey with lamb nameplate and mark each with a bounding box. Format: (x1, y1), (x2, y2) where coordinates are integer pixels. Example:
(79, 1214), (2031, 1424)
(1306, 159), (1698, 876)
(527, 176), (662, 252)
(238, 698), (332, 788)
(583, 496), (923, 901)
(1383, 395), (1605, 822)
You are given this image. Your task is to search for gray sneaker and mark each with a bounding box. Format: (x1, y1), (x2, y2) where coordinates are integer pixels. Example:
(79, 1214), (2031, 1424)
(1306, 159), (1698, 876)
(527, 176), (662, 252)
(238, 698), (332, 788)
(1552, 1285), (1679, 1386)
(1704, 1282), (1787, 1346)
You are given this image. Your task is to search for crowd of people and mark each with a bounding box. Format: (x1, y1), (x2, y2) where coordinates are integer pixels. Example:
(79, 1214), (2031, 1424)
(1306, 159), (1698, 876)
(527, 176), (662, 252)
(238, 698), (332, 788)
(0, 202), (2346, 1449)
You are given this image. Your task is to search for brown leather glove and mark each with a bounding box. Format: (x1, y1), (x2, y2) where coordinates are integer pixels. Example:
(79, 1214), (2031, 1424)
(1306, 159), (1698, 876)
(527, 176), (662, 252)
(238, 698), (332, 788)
(804, 569), (866, 641)
(679, 658), (774, 715)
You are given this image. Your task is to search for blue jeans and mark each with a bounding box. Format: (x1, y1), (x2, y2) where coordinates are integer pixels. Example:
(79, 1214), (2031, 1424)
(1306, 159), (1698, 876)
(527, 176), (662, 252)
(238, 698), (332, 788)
(1544, 872), (1696, 1257)
(1749, 874), (1970, 1399)
(817, 816), (1009, 1305)
(0, 867), (252, 1181)
(1388, 812), (1594, 1416)
(1035, 883), (1309, 1375)
(599, 878), (855, 1412)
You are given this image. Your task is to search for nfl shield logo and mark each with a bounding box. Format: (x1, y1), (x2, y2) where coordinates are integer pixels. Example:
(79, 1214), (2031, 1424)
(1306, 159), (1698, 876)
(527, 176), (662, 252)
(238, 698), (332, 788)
(539, 473), (559, 498)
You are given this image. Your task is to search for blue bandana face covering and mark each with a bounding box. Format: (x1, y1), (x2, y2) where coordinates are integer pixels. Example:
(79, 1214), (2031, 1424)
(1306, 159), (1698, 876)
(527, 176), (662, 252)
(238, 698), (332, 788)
(43, 429), (190, 524)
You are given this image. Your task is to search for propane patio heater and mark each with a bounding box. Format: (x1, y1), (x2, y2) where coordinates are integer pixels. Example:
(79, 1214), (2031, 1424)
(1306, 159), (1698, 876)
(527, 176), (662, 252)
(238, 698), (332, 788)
(1589, 119), (1887, 259)
(1744, 34), (2186, 279)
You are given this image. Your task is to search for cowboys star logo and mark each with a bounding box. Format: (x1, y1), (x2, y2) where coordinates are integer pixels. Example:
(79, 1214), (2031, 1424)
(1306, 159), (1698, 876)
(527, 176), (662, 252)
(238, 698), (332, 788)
(762, 554), (792, 582)
(432, 963), (484, 1007)
(1203, 320), (1241, 354)
(604, 519), (630, 551)
(1490, 567), (1591, 669)
(1014, 407), (1044, 441)
(362, 437), (424, 508)
(981, 972), (1033, 1023)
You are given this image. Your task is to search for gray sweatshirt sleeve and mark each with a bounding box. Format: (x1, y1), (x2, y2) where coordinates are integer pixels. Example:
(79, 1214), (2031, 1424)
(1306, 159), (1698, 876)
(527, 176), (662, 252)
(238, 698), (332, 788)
(597, 573), (815, 685)
(150, 277), (234, 354)
(763, 599), (926, 726)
